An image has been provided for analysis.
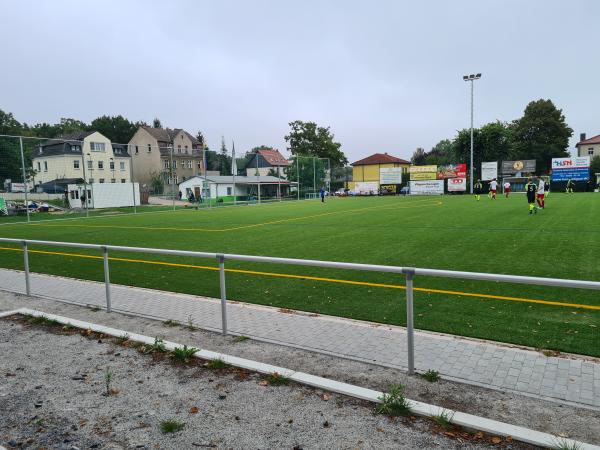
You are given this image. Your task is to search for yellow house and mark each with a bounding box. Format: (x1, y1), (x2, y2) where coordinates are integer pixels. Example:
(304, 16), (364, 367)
(348, 153), (410, 192)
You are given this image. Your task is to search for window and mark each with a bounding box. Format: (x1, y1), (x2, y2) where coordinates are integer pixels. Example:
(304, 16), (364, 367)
(71, 145), (80, 152)
(121, 179), (126, 183)
(589, 148), (594, 156)
(135, 145), (139, 154)
(73, 160), (80, 169)
(147, 144), (151, 153)
(173, 160), (177, 169)
(187, 160), (192, 169)
(120, 162), (125, 170)
(89, 178), (94, 183)
(164, 160), (170, 169)
(36, 162), (41, 171)
(109, 161), (115, 170)
(184, 145), (188, 154)
(178, 145), (182, 153)
(111, 179), (116, 183)
(99, 178), (105, 183)
(98, 161), (104, 170)
(227, 187), (232, 195)
(44, 161), (48, 172)
(87, 160), (93, 170)
(90, 142), (105, 152)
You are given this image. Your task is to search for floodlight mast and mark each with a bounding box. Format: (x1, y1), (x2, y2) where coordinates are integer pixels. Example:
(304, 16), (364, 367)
(463, 73), (482, 194)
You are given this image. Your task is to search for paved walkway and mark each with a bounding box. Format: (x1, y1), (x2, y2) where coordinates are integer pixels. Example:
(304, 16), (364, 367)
(1, 268), (598, 409)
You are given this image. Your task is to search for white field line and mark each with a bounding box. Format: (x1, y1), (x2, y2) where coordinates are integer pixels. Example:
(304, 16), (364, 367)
(2, 307), (598, 450)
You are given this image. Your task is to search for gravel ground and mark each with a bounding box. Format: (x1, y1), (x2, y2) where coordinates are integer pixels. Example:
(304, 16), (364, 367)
(0, 291), (598, 448)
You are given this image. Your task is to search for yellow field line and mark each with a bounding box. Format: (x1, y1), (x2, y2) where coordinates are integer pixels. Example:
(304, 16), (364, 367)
(23, 199), (442, 233)
(0, 246), (598, 311)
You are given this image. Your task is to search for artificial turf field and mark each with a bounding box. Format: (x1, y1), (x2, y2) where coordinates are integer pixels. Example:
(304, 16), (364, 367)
(0, 193), (598, 356)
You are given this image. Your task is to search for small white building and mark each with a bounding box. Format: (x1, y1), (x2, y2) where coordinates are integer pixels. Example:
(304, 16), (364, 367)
(67, 182), (140, 209)
(178, 175), (293, 201)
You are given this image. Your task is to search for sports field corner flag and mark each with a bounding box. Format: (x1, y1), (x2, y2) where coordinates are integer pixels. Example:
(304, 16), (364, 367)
(231, 141), (237, 175)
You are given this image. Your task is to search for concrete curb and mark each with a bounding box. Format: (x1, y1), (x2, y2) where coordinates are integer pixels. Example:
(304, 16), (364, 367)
(2, 307), (598, 450)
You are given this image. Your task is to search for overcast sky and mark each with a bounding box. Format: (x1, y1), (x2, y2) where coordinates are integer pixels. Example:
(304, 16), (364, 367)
(1, 0), (598, 162)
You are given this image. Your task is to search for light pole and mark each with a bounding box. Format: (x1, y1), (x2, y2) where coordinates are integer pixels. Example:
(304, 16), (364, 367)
(463, 73), (481, 194)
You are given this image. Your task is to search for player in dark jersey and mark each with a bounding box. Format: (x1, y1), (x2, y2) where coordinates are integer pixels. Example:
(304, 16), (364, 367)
(525, 177), (537, 214)
(566, 178), (574, 193)
(474, 179), (483, 201)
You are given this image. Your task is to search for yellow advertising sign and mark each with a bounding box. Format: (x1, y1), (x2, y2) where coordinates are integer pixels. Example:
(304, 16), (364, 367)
(409, 165), (438, 173)
(410, 172), (437, 180)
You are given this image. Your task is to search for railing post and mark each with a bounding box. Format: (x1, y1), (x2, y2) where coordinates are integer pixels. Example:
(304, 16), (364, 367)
(22, 241), (30, 296)
(403, 268), (415, 375)
(102, 246), (112, 312)
(217, 254), (228, 335)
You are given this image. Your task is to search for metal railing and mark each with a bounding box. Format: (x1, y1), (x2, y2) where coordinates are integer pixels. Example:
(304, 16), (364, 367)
(1, 237), (600, 375)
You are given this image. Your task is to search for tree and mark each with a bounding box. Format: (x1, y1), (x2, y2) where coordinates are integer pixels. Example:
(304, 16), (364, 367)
(590, 156), (600, 185)
(284, 155), (326, 191)
(284, 120), (347, 167)
(410, 147), (427, 165)
(153, 117), (162, 129)
(57, 117), (88, 135)
(511, 99), (573, 173)
(149, 171), (164, 194)
(425, 140), (454, 166)
(195, 131), (205, 148)
(90, 115), (137, 144)
(217, 136), (231, 175)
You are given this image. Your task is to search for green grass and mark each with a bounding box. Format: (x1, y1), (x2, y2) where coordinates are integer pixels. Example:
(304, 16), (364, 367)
(1, 194), (599, 356)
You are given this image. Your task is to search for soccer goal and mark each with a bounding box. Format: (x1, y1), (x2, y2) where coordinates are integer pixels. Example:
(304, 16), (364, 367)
(305, 192), (320, 200)
(502, 176), (550, 193)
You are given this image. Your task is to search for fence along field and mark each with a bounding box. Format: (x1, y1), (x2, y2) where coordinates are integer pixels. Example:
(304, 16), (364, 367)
(0, 193), (598, 357)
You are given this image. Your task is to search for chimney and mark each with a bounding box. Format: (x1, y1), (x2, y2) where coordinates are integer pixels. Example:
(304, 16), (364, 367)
(580, 133), (586, 142)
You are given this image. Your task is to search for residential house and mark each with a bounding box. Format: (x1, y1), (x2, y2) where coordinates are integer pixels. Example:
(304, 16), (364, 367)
(348, 153), (410, 191)
(244, 148), (290, 178)
(128, 126), (203, 187)
(32, 131), (131, 188)
(576, 133), (600, 158)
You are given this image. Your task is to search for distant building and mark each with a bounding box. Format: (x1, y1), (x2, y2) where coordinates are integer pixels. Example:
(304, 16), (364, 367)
(128, 126), (203, 186)
(244, 148), (290, 178)
(348, 153), (410, 192)
(178, 175), (294, 201)
(32, 131), (131, 188)
(576, 133), (600, 158)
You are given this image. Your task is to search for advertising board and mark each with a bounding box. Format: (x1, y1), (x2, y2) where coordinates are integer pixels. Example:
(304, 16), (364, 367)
(501, 160), (536, 175)
(447, 177), (466, 192)
(409, 165), (438, 174)
(354, 182), (379, 194)
(379, 167), (402, 184)
(410, 172), (437, 181)
(409, 180), (444, 195)
(481, 161), (497, 181)
(437, 164), (466, 179)
(551, 156), (590, 181)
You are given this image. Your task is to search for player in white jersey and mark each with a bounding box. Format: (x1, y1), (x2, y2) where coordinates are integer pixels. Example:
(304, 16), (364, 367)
(489, 179), (498, 199)
(503, 181), (511, 198)
(536, 176), (545, 209)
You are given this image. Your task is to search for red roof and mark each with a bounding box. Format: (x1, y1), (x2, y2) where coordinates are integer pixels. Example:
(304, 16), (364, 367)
(577, 134), (600, 146)
(351, 153), (410, 166)
(256, 148), (290, 166)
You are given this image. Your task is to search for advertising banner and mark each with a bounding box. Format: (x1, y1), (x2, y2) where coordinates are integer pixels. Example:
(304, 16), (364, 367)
(551, 156), (590, 170)
(379, 184), (398, 194)
(447, 177), (467, 192)
(437, 164), (467, 179)
(410, 172), (437, 181)
(501, 160), (536, 175)
(354, 182), (379, 194)
(409, 165), (438, 174)
(481, 162), (498, 181)
(379, 167), (402, 184)
(409, 180), (444, 195)
(551, 169), (589, 181)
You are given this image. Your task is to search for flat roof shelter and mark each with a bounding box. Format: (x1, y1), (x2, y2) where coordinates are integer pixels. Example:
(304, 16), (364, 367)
(178, 175), (297, 202)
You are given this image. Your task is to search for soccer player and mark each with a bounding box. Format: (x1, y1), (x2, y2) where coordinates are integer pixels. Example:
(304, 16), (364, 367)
(525, 177), (537, 214)
(489, 178), (498, 200)
(474, 179), (483, 201)
(503, 180), (511, 198)
(566, 178), (574, 193)
(536, 176), (545, 209)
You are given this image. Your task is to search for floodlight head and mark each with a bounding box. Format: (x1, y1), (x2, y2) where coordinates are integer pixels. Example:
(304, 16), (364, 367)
(469, 74), (475, 79)
(476, 73), (482, 78)
(463, 75), (469, 80)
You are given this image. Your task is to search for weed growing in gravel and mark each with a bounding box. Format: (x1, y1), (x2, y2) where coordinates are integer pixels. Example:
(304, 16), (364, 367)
(267, 372), (290, 386)
(376, 384), (411, 417)
(207, 358), (230, 370)
(421, 369), (440, 382)
(116, 334), (130, 345)
(160, 419), (185, 433)
(432, 409), (454, 430)
(104, 367), (114, 396)
(552, 439), (583, 450)
(171, 345), (199, 363)
(89, 306), (101, 312)
(232, 335), (249, 343)
(143, 337), (167, 354)
(26, 315), (60, 327)
(186, 315), (198, 331)
(163, 319), (179, 327)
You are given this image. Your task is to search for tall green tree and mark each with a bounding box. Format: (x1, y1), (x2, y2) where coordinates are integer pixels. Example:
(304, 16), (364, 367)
(284, 120), (347, 167)
(90, 115), (137, 144)
(510, 99), (572, 173)
(284, 155), (326, 191)
(410, 147), (427, 165)
(152, 117), (162, 129)
(425, 140), (454, 165)
(590, 156), (600, 184)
